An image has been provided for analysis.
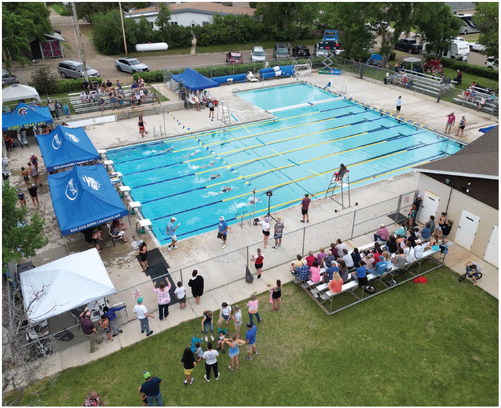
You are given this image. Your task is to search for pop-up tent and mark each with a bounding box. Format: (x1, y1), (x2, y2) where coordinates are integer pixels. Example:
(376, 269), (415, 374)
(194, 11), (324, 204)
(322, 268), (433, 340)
(171, 67), (220, 91)
(1, 102), (52, 131)
(20, 249), (116, 323)
(48, 164), (128, 235)
(366, 53), (382, 66)
(2, 84), (41, 103)
(37, 125), (100, 172)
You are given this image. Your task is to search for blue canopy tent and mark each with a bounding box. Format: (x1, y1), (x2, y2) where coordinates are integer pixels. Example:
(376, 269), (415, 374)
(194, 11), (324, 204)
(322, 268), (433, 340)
(2, 102), (53, 131)
(366, 53), (383, 67)
(48, 165), (128, 236)
(36, 125), (100, 172)
(171, 67), (220, 91)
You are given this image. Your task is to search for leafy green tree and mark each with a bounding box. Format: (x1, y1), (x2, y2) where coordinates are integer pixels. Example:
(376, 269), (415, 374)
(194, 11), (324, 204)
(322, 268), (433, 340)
(193, 14), (264, 46)
(473, 2), (498, 57)
(92, 9), (137, 55)
(164, 24), (194, 49)
(414, 3), (461, 57)
(2, 183), (48, 266)
(28, 66), (58, 97)
(2, 2), (52, 64)
(155, 3), (171, 41)
(134, 16), (159, 44)
(75, 2), (119, 23)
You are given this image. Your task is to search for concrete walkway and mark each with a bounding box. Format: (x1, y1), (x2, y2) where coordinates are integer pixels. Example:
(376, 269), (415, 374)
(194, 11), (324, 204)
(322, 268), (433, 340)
(8, 72), (496, 381)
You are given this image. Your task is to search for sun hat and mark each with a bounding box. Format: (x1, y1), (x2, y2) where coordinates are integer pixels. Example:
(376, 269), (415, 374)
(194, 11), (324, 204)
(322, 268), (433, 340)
(379, 223), (385, 228)
(219, 216), (225, 221)
(171, 217), (177, 221)
(143, 371), (151, 379)
(137, 297), (143, 303)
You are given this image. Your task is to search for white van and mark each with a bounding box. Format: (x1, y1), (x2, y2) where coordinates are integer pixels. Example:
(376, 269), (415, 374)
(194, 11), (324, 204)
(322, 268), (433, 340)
(444, 39), (469, 61)
(251, 46), (266, 62)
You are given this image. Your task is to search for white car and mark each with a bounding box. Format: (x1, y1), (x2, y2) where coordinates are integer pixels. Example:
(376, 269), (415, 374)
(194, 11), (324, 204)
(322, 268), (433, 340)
(469, 42), (486, 52)
(485, 56), (498, 70)
(251, 46), (266, 62)
(115, 57), (150, 74)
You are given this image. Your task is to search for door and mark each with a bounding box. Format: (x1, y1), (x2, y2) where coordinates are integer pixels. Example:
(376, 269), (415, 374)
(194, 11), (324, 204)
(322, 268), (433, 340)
(418, 190), (440, 225)
(484, 225), (498, 267)
(454, 210), (480, 250)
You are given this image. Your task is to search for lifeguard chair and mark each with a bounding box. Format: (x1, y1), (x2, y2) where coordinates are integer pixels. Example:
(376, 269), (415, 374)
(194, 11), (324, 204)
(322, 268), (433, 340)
(325, 164), (351, 209)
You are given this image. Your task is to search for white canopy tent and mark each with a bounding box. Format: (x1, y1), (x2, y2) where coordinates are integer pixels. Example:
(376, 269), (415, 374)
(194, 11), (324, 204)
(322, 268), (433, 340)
(2, 84), (42, 103)
(20, 249), (116, 323)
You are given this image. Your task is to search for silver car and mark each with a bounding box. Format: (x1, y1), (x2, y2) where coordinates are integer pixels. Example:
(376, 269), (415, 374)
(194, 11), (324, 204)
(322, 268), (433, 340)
(57, 60), (100, 79)
(115, 57), (150, 74)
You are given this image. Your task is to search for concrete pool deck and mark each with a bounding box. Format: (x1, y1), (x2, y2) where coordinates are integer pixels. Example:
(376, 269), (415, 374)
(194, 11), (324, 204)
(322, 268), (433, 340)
(7, 72), (497, 380)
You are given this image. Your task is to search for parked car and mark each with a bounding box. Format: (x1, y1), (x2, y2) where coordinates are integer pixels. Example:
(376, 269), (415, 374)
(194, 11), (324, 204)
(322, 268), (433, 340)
(469, 42), (486, 53)
(2, 68), (19, 86)
(273, 43), (290, 59)
(485, 56), (498, 70)
(315, 41), (342, 57)
(394, 38), (422, 54)
(225, 52), (244, 65)
(292, 45), (310, 57)
(424, 59), (443, 74)
(251, 46), (266, 62)
(115, 57), (150, 73)
(57, 60), (100, 79)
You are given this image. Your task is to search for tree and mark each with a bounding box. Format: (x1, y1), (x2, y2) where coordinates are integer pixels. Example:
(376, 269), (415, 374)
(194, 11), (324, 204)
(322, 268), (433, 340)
(29, 67), (59, 97)
(473, 2), (498, 57)
(155, 3), (171, 41)
(2, 182), (48, 267)
(414, 3), (461, 57)
(75, 2), (118, 23)
(2, 2), (52, 64)
(134, 16), (158, 44)
(92, 9), (137, 55)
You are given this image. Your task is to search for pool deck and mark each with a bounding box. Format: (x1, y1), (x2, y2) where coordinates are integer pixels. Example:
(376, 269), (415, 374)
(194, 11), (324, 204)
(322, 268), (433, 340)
(8, 72), (497, 380)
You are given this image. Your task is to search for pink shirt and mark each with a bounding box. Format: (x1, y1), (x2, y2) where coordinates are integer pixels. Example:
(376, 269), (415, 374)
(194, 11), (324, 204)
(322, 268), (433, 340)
(377, 227), (389, 240)
(247, 300), (259, 313)
(447, 114), (455, 124)
(310, 266), (321, 282)
(153, 282), (172, 305)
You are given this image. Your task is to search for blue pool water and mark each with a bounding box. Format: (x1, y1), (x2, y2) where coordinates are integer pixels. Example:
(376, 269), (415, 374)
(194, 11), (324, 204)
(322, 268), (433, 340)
(107, 83), (462, 245)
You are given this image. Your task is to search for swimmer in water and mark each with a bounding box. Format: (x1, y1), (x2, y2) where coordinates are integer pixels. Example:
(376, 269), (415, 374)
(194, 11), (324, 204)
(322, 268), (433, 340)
(161, 146), (174, 153)
(210, 174), (220, 180)
(249, 197), (261, 204)
(221, 186), (232, 193)
(186, 149), (200, 158)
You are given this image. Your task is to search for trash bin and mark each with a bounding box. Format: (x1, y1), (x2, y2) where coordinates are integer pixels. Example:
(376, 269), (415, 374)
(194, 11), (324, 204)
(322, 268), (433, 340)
(383, 77), (388, 85)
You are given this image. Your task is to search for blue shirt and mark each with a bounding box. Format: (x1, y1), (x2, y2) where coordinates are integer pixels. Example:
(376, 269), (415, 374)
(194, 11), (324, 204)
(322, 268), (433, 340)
(421, 227), (431, 240)
(218, 221), (228, 233)
(190, 336), (203, 353)
(325, 265), (339, 281)
(246, 325), (257, 345)
(324, 254), (335, 267)
(104, 305), (125, 321)
(355, 265), (367, 278)
(140, 377), (161, 396)
(167, 222), (176, 236)
(374, 260), (387, 276)
(296, 265), (310, 281)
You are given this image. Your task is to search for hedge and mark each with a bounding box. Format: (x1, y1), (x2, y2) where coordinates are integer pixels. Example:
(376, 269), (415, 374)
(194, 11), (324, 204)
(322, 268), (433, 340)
(424, 55), (498, 80)
(55, 78), (102, 93)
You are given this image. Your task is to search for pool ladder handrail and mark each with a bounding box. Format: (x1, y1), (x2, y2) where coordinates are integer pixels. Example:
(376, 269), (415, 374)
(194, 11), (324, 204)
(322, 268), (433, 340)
(235, 211), (250, 228)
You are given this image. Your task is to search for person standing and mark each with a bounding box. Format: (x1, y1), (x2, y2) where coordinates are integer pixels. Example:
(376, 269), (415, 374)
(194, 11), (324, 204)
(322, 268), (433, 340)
(300, 193), (311, 223)
(268, 280), (282, 312)
(79, 307), (103, 353)
(152, 281), (172, 320)
(231, 305), (243, 337)
(445, 112), (455, 134)
(103, 305), (125, 337)
(224, 335), (246, 371)
(21, 166), (30, 185)
(260, 217), (271, 249)
(138, 114), (148, 137)
(247, 293), (262, 325)
(217, 216), (228, 248)
(188, 270), (204, 304)
(201, 310), (215, 342)
(133, 297), (154, 337)
(27, 184), (39, 206)
(28, 162), (41, 186)
(251, 248), (264, 279)
(174, 281), (187, 310)
(138, 242), (149, 271)
(139, 371), (163, 406)
(202, 342), (220, 382)
(457, 116), (466, 137)
(48, 100), (58, 119)
(272, 217), (284, 249)
(396, 95), (402, 113)
(99, 313), (113, 343)
(17, 189), (27, 207)
(30, 153), (39, 171)
(166, 217), (180, 251)
(245, 323), (258, 360)
(181, 347), (197, 385)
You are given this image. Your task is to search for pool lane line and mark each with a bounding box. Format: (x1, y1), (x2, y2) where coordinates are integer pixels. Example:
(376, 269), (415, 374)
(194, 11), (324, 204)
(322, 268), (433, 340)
(150, 143), (445, 224)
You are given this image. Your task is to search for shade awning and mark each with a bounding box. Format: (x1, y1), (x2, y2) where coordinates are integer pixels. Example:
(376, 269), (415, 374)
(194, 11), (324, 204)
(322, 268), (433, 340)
(171, 67), (220, 91)
(2, 84), (41, 103)
(2, 102), (52, 131)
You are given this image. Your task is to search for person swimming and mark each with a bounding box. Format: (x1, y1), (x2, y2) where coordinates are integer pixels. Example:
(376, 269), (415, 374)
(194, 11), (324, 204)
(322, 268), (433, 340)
(210, 174), (220, 180)
(162, 146), (174, 153)
(186, 149), (200, 158)
(221, 186), (232, 193)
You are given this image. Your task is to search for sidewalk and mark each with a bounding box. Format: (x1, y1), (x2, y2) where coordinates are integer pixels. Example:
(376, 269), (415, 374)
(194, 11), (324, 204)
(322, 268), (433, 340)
(13, 72), (496, 381)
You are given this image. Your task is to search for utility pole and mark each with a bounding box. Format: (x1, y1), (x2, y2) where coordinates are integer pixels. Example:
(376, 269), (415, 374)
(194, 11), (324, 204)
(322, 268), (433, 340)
(71, 2), (89, 83)
(118, 2), (128, 56)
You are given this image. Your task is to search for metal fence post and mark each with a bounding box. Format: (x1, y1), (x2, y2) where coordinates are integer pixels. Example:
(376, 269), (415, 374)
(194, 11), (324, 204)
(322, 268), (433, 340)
(246, 245), (249, 268)
(180, 268), (183, 284)
(351, 210), (357, 239)
(302, 227), (306, 256)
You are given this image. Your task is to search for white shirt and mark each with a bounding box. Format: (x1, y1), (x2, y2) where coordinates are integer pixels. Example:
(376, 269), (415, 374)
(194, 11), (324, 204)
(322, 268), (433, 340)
(342, 253), (354, 268)
(174, 286), (186, 299)
(260, 220), (270, 232)
(414, 244), (424, 259)
(203, 349), (219, 365)
(335, 243), (347, 254)
(396, 98), (402, 107)
(221, 305), (232, 317)
(233, 310), (242, 325)
(133, 304), (148, 319)
(404, 247), (416, 263)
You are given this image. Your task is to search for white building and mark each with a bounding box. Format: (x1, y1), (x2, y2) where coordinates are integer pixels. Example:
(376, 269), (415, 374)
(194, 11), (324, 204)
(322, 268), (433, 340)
(125, 2), (255, 28)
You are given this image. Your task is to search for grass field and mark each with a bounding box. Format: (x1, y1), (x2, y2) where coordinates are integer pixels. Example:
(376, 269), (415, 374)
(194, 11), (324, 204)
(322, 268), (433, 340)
(8, 267), (498, 406)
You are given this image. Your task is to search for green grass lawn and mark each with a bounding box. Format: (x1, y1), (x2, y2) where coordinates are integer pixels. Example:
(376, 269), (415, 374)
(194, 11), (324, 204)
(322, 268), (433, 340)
(8, 267), (498, 406)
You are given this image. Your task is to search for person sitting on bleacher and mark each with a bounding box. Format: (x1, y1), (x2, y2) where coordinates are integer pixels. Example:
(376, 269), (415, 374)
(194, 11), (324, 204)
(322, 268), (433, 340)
(385, 235), (398, 254)
(324, 250), (336, 269)
(362, 251), (376, 270)
(291, 254), (306, 273)
(413, 240), (424, 259)
(373, 242), (384, 262)
(374, 223), (389, 242)
(131, 81), (139, 90)
(396, 234), (406, 250)
(395, 223), (406, 238)
(305, 252), (315, 267)
(335, 238), (347, 254)
(316, 248), (327, 268)
(310, 261), (321, 283)
(391, 248), (407, 268)
(404, 241), (416, 263)
(328, 272), (344, 294)
(294, 263), (310, 283)
(337, 259), (350, 282)
(407, 228), (419, 247)
(324, 257), (339, 281)
(353, 260), (368, 287)
(351, 248), (362, 267)
(373, 252), (389, 276)
(341, 249), (354, 269)
(138, 77), (146, 88)
(329, 243), (338, 259)
(420, 223), (432, 240)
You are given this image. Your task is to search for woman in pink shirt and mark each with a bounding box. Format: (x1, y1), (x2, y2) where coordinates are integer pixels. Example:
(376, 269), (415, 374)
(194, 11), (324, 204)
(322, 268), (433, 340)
(247, 293), (262, 326)
(310, 260), (321, 282)
(152, 280), (172, 320)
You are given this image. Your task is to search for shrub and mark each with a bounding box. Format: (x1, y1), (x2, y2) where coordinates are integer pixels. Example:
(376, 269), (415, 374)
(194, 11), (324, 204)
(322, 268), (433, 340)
(133, 71), (165, 82)
(29, 67), (58, 96)
(55, 78), (102, 93)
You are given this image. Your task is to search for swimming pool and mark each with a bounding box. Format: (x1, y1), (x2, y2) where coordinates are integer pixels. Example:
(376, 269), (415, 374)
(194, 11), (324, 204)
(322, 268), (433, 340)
(108, 83), (462, 245)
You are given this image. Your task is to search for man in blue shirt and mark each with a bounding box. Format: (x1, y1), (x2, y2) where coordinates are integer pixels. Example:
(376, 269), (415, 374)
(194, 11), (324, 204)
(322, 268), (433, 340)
(166, 217), (180, 251)
(324, 260), (339, 281)
(217, 216), (228, 249)
(245, 323), (258, 360)
(295, 264), (310, 282)
(355, 261), (368, 287)
(374, 258), (388, 276)
(139, 371), (163, 406)
(420, 223), (432, 240)
(103, 305), (126, 337)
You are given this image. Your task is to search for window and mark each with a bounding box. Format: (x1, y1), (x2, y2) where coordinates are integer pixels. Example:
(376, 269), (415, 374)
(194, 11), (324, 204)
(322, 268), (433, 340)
(202, 21), (209, 26)
(170, 21), (178, 25)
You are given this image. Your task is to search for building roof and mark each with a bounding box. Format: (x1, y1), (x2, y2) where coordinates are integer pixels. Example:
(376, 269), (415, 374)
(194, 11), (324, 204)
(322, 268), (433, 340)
(446, 2), (476, 13)
(126, 3), (255, 18)
(414, 127), (498, 180)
